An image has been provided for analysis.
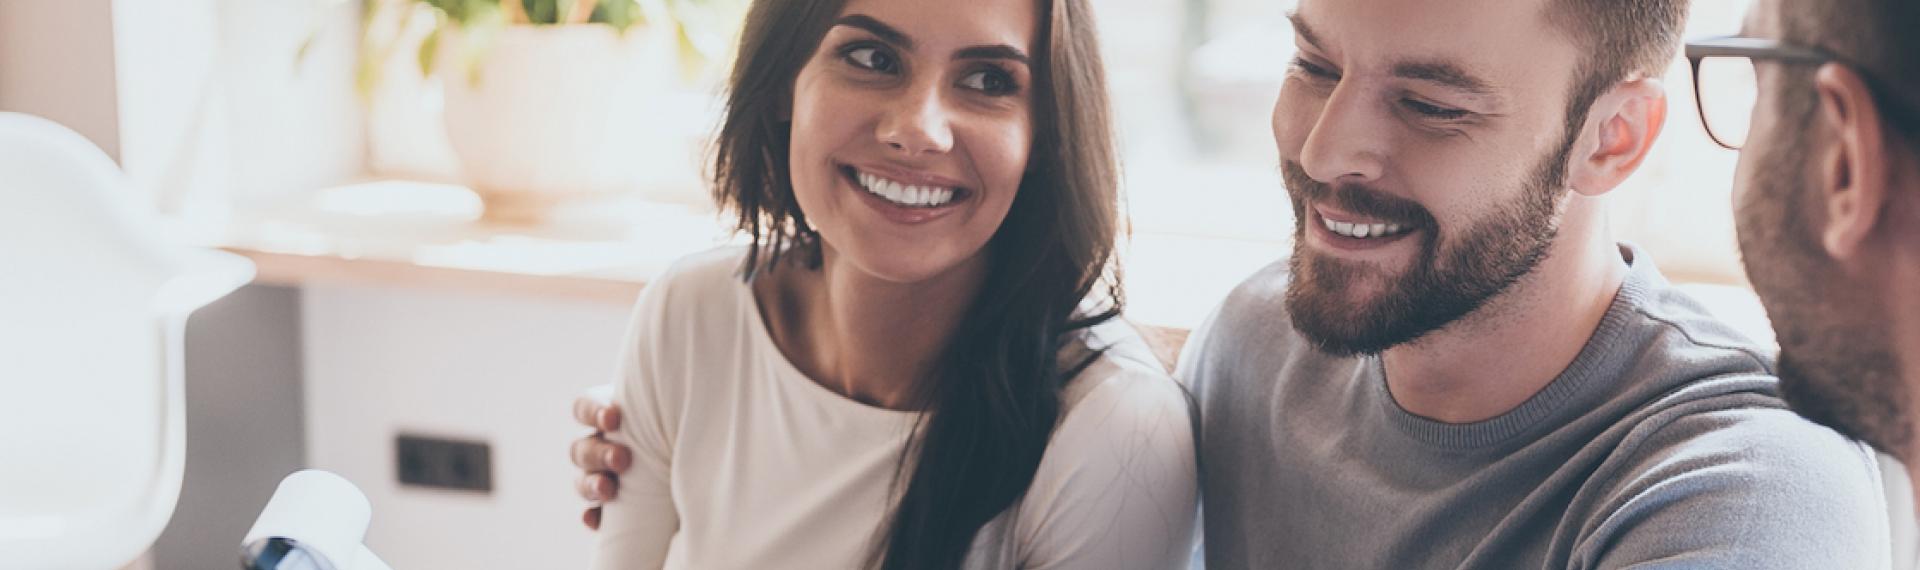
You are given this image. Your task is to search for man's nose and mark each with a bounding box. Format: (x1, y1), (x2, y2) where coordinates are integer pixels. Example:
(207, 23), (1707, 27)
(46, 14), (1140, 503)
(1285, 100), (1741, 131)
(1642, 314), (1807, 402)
(1297, 83), (1389, 186)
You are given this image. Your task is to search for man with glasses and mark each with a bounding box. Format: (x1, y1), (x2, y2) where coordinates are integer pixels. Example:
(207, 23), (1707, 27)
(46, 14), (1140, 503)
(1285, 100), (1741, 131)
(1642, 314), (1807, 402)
(1691, 0), (1920, 518)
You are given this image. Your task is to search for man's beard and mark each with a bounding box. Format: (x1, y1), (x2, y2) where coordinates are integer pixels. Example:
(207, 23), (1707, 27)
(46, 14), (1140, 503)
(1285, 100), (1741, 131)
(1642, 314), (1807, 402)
(1282, 140), (1573, 357)
(1737, 111), (1914, 458)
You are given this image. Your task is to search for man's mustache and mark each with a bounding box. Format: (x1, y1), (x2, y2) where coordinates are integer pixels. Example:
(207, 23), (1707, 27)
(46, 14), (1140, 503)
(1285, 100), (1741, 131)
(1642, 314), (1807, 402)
(1282, 161), (1436, 230)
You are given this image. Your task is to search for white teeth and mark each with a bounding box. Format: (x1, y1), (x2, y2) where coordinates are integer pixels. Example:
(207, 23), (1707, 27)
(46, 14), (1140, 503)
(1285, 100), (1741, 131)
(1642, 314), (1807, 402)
(854, 169), (956, 208)
(1323, 216), (1411, 239)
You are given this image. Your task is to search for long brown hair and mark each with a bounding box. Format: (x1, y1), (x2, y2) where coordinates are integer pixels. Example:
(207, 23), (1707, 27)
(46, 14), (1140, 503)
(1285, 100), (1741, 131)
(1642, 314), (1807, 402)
(708, 0), (1123, 568)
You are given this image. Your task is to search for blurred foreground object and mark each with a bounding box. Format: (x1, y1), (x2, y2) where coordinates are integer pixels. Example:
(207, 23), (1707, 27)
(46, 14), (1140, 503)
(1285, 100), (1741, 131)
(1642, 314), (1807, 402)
(242, 470), (392, 570)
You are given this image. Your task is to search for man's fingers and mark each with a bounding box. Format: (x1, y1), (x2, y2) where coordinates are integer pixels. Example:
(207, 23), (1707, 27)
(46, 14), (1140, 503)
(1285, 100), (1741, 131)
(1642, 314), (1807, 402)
(594, 473), (618, 501)
(576, 472), (599, 502)
(573, 395), (605, 429)
(597, 405), (623, 433)
(572, 436), (635, 474)
(604, 440), (632, 473)
(575, 472), (619, 502)
(583, 506), (602, 531)
(576, 472), (620, 502)
(572, 435), (609, 471)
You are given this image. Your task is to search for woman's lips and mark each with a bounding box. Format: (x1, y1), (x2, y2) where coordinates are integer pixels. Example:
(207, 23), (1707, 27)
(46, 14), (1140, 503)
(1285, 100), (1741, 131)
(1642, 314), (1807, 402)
(840, 165), (970, 225)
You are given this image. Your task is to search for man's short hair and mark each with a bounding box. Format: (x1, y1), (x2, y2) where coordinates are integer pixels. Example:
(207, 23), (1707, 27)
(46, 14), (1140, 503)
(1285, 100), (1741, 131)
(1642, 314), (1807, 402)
(1545, 0), (1691, 136)
(1773, 0), (1920, 141)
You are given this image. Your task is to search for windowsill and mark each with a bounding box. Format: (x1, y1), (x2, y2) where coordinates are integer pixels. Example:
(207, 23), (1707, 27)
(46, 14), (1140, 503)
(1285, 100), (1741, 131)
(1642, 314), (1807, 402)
(167, 180), (735, 305)
(168, 179), (1291, 331)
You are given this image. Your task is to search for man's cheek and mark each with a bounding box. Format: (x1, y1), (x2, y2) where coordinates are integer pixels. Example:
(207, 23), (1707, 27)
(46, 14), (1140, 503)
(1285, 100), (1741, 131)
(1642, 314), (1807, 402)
(1272, 89), (1317, 158)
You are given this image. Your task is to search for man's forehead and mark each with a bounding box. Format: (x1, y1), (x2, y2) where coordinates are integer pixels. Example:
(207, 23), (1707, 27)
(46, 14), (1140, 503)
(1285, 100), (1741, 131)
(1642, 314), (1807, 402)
(1289, 0), (1573, 92)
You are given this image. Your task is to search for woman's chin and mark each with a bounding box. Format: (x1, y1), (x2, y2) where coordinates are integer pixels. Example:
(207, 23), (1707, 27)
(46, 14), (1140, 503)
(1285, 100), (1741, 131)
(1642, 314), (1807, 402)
(832, 243), (986, 287)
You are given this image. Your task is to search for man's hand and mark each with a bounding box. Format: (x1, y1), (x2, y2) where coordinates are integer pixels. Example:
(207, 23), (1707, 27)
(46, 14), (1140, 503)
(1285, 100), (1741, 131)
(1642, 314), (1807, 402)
(571, 387), (633, 531)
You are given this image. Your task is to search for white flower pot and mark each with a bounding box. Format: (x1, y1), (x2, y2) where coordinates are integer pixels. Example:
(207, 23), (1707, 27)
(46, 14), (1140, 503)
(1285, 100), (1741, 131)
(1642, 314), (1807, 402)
(438, 24), (674, 223)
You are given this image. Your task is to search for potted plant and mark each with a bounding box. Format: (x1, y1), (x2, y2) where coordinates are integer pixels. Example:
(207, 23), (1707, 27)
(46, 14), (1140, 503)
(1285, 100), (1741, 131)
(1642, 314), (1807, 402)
(359, 0), (737, 223)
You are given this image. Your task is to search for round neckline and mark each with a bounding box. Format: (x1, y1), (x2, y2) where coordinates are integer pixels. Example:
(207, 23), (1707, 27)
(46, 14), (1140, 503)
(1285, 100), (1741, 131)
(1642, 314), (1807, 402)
(734, 275), (922, 425)
(1370, 247), (1652, 451)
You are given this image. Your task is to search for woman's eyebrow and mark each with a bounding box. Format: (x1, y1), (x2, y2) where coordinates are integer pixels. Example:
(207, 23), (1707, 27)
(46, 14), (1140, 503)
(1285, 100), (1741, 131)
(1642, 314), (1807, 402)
(835, 14), (913, 49)
(835, 14), (1029, 67)
(956, 45), (1029, 66)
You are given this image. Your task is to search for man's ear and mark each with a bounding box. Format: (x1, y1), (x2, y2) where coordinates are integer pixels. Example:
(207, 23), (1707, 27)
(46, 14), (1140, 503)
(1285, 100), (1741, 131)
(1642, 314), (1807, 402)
(1810, 63), (1893, 261)
(1567, 77), (1669, 197)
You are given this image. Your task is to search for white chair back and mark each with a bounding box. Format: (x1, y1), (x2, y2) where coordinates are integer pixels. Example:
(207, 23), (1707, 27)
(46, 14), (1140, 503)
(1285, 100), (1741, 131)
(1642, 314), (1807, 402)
(0, 112), (252, 569)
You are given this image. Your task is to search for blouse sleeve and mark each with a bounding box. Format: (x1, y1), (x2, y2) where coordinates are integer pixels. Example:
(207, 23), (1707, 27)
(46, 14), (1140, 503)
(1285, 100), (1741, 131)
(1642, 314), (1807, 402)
(589, 279), (684, 570)
(1015, 370), (1200, 570)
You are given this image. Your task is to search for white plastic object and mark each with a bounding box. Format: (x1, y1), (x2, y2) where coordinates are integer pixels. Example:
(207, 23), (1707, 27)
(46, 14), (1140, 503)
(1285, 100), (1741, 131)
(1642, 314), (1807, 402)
(0, 112), (254, 569)
(243, 470), (392, 570)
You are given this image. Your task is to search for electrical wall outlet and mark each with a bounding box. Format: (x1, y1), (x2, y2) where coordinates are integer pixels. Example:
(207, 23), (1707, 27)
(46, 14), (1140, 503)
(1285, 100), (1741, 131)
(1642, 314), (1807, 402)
(395, 434), (493, 493)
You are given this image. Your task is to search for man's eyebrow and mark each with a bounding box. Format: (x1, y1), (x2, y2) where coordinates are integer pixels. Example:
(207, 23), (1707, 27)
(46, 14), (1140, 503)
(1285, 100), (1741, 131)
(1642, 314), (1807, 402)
(1286, 11), (1322, 49)
(1392, 61), (1496, 94)
(835, 14), (912, 50)
(955, 45), (1030, 66)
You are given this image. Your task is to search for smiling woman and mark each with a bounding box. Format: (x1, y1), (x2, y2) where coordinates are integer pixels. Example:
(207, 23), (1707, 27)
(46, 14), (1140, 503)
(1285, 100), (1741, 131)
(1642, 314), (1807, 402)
(587, 0), (1198, 569)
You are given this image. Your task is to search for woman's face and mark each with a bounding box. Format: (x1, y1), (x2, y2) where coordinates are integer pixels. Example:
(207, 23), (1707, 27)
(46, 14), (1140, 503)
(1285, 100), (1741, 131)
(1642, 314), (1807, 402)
(786, 0), (1038, 284)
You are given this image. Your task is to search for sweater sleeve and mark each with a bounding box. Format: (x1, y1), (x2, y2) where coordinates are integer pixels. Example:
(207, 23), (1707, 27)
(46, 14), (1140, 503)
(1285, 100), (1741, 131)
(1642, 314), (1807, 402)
(1015, 370), (1201, 570)
(1574, 406), (1892, 570)
(589, 276), (683, 570)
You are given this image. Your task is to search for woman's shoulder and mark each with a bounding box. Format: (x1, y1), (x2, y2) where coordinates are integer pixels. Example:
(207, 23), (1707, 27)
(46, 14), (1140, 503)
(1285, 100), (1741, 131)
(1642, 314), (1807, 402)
(1056, 318), (1193, 432)
(623, 246), (760, 363)
(617, 247), (770, 407)
(630, 246), (753, 316)
(652, 246), (753, 294)
(999, 318), (1199, 567)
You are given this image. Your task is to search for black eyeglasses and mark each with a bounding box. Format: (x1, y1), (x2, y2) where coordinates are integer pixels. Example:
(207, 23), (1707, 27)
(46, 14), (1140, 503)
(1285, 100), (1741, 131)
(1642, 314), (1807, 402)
(1686, 35), (1920, 151)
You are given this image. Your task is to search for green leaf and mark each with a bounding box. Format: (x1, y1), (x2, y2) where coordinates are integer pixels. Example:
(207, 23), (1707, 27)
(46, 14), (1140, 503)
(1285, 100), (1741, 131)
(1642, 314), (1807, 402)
(675, 22), (703, 82)
(294, 34), (319, 70)
(596, 0), (642, 29)
(528, 0), (558, 24)
(454, 9), (507, 87)
(355, 46), (386, 99)
(417, 25), (441, 76)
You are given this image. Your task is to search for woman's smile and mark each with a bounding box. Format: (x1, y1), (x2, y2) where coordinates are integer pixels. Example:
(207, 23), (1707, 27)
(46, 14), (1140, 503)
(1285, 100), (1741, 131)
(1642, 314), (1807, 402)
(837, 163), (974, 225)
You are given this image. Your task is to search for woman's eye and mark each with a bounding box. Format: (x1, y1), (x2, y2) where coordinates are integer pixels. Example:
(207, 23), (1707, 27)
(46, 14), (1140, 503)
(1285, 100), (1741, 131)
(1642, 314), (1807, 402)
(959, 68), (1019, 95)
(844, 45), (898, 73)
(1402, 98), (1471, 120)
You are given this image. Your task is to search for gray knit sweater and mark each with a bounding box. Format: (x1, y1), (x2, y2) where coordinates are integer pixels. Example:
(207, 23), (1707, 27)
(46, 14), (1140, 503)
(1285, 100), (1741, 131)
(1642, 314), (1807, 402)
(1181, 244), (1891, 569)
